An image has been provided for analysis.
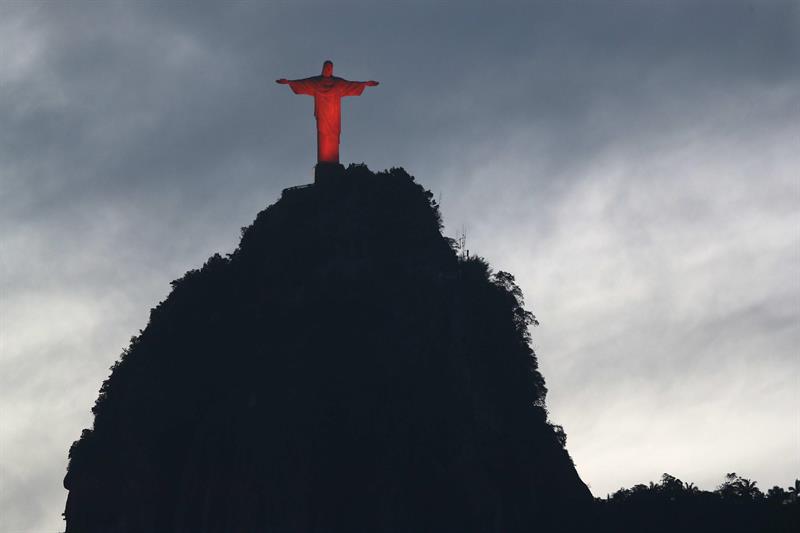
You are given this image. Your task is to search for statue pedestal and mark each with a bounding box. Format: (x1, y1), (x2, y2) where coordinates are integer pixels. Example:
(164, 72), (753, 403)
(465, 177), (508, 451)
(314, 163), (346, 185)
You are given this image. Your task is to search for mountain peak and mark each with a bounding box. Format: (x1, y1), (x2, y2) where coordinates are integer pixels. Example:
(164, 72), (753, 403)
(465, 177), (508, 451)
(64, 164), (590, 533)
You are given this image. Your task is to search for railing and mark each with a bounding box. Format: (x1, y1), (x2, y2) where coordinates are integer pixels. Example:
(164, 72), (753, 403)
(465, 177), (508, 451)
(281, 183), (313, 197)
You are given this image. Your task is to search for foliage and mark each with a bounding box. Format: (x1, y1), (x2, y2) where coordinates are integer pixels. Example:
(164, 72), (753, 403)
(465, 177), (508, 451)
(600, 473), (798, 532)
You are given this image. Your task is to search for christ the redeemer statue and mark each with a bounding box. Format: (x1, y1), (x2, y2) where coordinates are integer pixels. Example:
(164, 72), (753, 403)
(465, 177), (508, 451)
(277, 60), (378, 165)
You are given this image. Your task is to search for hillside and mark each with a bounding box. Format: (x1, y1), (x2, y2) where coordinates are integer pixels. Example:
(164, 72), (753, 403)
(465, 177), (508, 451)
(63, 164), (591, 532)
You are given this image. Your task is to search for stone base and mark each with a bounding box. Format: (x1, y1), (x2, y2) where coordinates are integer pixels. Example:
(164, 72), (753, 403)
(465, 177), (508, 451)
(314, 163), (346, 185)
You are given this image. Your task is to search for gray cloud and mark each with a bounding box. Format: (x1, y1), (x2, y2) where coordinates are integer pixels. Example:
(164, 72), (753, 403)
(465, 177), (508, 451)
(1, 1), (798, 530)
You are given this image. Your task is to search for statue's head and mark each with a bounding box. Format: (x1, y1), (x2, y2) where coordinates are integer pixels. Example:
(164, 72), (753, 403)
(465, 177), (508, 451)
(322, 60), (333, 77)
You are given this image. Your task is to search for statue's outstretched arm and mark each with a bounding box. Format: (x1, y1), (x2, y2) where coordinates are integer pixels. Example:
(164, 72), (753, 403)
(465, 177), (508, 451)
(339, 80), (380, 97)
(278, 77), (317, 96)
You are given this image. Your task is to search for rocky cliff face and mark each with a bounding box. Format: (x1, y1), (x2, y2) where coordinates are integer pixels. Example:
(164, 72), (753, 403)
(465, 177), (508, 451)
(64, 164), (591, 533)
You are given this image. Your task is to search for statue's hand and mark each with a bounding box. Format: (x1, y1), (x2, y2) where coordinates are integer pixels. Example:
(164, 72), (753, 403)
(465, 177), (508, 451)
(366, 80), (379, 87)
(276, 78), (289, 84)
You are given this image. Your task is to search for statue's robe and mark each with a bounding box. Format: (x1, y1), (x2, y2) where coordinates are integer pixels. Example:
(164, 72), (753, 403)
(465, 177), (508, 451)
(287, 76), (368, 164)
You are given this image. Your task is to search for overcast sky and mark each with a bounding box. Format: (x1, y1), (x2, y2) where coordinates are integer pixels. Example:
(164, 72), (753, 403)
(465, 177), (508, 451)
(1, 1), (798, 531)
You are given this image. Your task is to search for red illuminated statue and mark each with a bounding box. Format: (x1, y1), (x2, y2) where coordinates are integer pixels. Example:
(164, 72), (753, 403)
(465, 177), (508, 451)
(277, 61), (379, 165)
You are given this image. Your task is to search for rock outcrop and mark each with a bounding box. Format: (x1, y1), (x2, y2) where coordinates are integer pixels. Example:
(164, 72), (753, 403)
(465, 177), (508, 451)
(64, 164), (591, 532)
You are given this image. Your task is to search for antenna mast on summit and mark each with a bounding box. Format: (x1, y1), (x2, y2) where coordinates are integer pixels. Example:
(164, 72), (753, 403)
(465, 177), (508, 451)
(459, 225), (468, 259)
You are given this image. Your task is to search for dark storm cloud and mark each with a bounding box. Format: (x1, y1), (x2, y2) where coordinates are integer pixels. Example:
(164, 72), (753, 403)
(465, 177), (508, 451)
(1, 1), (798, 530)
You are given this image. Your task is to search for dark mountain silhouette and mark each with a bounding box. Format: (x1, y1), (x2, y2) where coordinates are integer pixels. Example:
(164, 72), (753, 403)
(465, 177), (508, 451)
(63, 164), (592, 532)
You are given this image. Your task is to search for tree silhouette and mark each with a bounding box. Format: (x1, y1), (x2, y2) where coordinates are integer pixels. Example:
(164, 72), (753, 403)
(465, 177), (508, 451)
(768, 486), (789, 504)
(789, 480), (800, 504)
(718, 473), (764, 501)
(600, 472), (797, 532)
